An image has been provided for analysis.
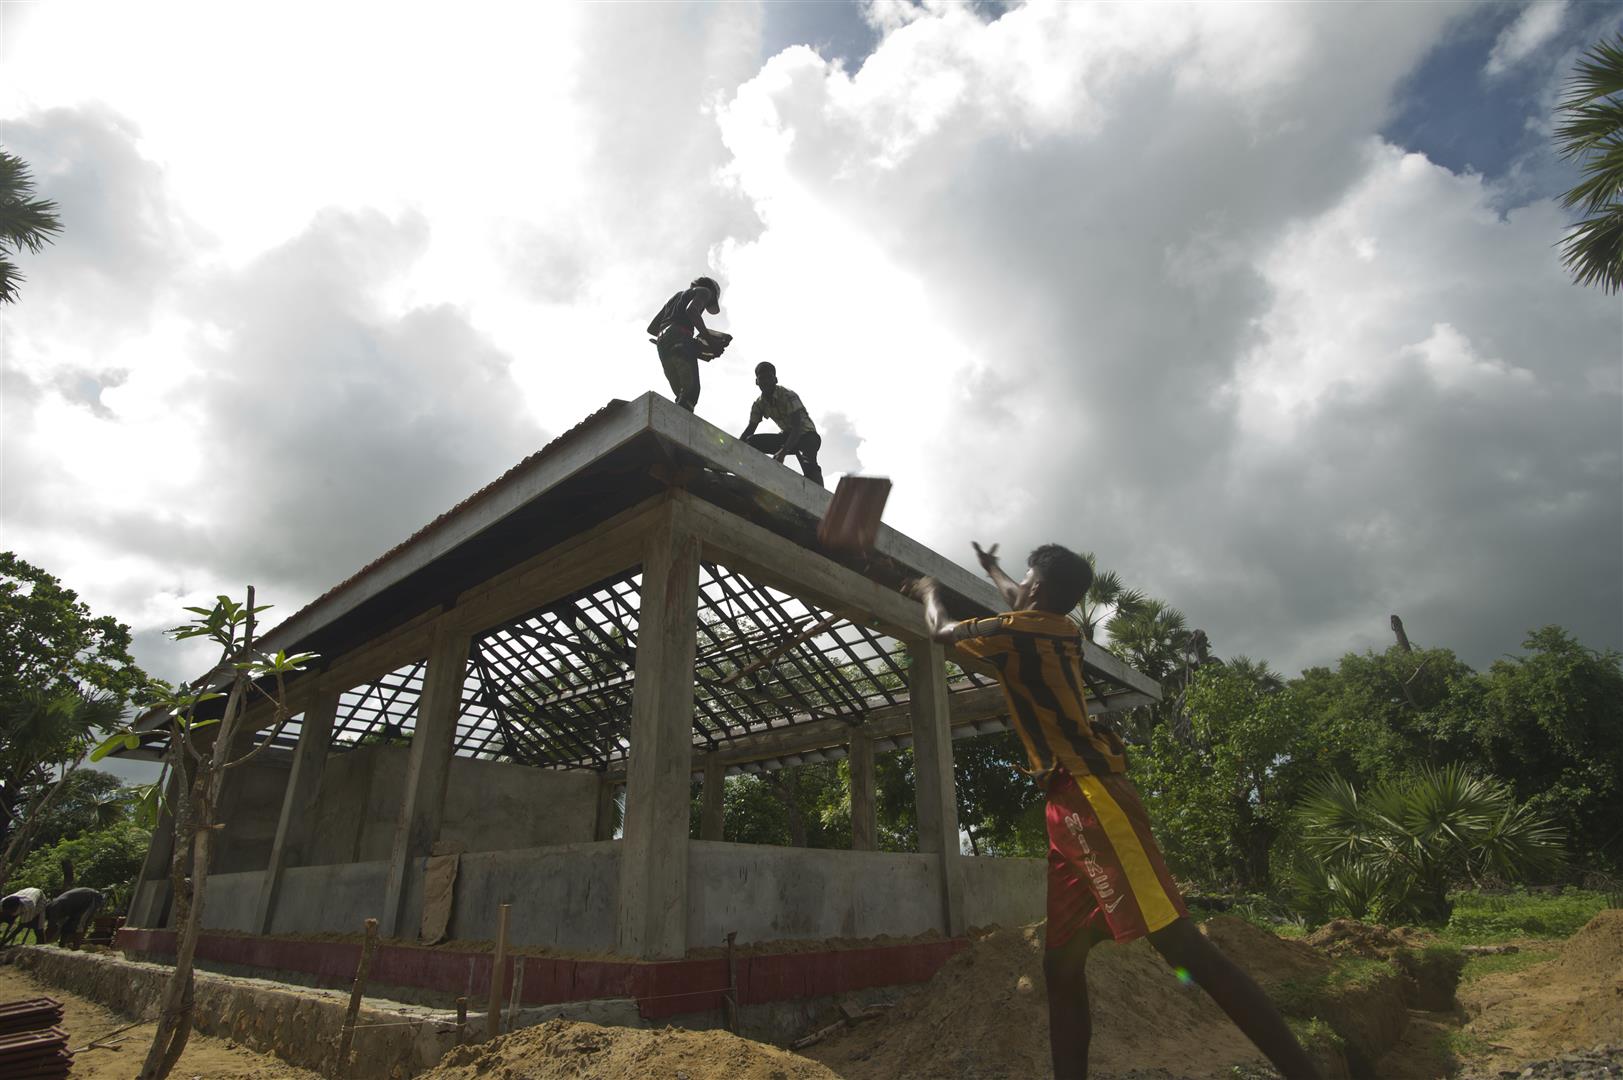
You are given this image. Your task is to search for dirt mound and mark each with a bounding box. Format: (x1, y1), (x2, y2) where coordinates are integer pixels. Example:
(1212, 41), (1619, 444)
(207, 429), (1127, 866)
(1460, 909), (1623, 1075)
(803, 922), (1278, 1079)
(1550, 909), (1623, 981)
(1200, 916), (1331, 988)
(420, 1019), (839, 1080)
(1305, 919), (1429, 960)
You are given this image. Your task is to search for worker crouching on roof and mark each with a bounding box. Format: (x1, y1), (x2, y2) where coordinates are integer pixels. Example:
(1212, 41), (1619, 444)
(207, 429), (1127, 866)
(908, 548), (1320, 1080)
(739, 362), (823, 486)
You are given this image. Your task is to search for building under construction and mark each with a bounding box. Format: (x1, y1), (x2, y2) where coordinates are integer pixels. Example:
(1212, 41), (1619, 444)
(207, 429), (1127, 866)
(117, 394), (1158, 1015)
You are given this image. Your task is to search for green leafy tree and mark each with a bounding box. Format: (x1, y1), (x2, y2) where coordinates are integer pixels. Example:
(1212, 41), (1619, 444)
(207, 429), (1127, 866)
(1071, 553), (1148, 643)
(952, 730), (1045, 857)
(0, 150), (62, 304)
(1130, 662), (1325, 891)
(1292, 765), (1564, 925)
(1555, 31), (1623, 292)
(11, 820), (151, 912)
(1464, 627), (1623, 873)
(21, 769), (133, 849)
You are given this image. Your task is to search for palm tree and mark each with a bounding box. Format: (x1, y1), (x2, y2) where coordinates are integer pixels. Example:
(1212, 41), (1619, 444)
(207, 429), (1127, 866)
(1104, 599), (1192, 684)
(1293, 765), (1564, 925)
(1555, 32), (1623, 293)
(0, 149), (62, 304)
(1070, 553), (1149, 643)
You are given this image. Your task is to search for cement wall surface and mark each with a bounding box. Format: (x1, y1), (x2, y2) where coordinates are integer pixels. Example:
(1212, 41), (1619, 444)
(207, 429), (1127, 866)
(271, 861), (393, 935)
(687, 841), (944, 946)
(441, 756), (599, 853)
(200, 869), (267, 933)
(427, 841), (621, 950)
(959, 853), (1046, 929)
(214, 757), (292, 873)
(301, 745), (599, 867)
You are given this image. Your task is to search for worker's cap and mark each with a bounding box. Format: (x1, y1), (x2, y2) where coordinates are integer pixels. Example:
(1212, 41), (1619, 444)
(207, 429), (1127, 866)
(691, 276), (721, 314)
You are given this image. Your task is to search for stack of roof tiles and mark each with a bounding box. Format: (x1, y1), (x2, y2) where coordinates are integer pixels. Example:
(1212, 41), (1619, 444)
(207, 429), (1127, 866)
(0, 997), (70, 1078)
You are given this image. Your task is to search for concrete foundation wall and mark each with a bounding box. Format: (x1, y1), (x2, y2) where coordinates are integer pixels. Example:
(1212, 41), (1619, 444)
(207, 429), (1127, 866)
(687, 840), (943, 946)
(215, 758), (292, 874)
(959, 854), (1046, 929)
(301, 745), (599, 867)
(425, 841), (621, 951)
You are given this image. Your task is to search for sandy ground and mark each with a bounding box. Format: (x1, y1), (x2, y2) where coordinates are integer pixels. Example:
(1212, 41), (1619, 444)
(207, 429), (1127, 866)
(420, 1018), (841, 1080)
(0, 963), (321, 1080)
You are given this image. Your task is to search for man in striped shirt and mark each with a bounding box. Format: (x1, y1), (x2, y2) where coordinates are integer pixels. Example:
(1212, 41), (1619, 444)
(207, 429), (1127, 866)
(910, 545), (1319, 1080)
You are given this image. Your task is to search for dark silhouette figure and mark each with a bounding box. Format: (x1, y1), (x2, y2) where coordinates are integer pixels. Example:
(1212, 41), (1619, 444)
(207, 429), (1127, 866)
(740, 362), (823, 485)
(647, 276), (730, 411)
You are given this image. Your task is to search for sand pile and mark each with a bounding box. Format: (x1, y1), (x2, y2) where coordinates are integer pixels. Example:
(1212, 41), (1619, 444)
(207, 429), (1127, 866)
(1550, 909), (1623, 982)
(1462, 908), (1623, 1074)
(419, 1018), (839, 1080)
(801, 919), (1317, 1080)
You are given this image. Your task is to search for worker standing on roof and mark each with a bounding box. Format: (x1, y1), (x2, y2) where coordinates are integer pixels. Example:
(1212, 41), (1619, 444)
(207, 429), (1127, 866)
(739, 362), (824, 486)
(647, 275), (730, 412)
(908, 549), (1321, 1080)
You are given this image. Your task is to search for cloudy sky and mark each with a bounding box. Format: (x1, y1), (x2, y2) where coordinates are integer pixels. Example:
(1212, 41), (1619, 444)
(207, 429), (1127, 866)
(3, 0), (1619, 714)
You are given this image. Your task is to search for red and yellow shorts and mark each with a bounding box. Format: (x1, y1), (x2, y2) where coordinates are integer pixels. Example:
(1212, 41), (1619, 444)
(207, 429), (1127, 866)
(1045, 768), (1188, 949)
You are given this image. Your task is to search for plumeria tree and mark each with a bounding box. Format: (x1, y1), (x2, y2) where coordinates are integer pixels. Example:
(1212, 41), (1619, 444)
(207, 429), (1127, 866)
(92, 589), (314, 1080)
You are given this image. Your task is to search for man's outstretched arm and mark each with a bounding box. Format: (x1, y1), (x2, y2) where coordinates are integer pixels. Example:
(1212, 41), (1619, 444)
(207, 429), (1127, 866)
(973, 542), (1023, 609)
(907, 577), (963, 644)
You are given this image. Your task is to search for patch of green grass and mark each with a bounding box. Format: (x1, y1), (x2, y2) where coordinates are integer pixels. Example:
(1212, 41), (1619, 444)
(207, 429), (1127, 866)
(1441, 889), (1610, 943)
(1274, 957), (1396, 1015)
(1442, 1028), (1491, 1058)
(1459, 948), (1558, 983)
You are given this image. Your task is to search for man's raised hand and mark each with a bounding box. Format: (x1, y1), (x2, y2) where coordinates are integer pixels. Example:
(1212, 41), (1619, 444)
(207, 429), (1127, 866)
(972, 541), (1001, 576)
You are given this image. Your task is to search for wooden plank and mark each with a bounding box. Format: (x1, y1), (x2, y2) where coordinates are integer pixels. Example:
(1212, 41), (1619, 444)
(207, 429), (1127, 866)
(253, 688), (339, 933)
(380, 622), (471, 938)
(615, 502), (700, 960)
(909, 642), (964, 936)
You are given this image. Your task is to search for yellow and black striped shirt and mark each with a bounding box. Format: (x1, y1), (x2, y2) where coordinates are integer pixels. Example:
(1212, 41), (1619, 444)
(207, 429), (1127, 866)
(950, 610), (1127, 782)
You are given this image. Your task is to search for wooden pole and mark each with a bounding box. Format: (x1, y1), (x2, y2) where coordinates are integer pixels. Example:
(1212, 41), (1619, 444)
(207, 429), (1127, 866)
(485, 903), (510, 1040)
(336, 917), (379, 1077)
(724, 931), (738, 1032)
(455, 997), (467, 1046)
(506, 956), (526, 1033)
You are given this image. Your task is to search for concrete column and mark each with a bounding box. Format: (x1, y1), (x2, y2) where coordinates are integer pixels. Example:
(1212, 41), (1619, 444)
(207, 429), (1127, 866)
(848, 730), (877, 851)
(594, 775), (619, 841)
(253, 687), (338, 934)
(910, 640), (965, 936)
(700, 754), (725, 841)
(616, 507), (700, 959)
(380, 624), (471, 938)
(128, 761), (183, 928)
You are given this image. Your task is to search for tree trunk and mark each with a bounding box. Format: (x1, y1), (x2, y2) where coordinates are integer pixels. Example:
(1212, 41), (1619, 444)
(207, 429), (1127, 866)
(138, 757), (202, 1080)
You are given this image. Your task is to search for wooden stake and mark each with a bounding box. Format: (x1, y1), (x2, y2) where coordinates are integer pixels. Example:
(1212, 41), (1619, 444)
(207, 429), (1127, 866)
(724, 931), (738, 1032)
(455, 997), (467, 1045)
(336, 917), (379, 1077)
(486, 903), (510, 1040)
(506, 956), (526, 1033)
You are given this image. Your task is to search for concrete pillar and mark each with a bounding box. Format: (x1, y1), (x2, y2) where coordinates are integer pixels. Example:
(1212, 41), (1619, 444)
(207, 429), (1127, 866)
(700, 755), (725, 841)
(253, 687), (338, 934)
(128, 761), (183, 928)
(910, 640), (965, 936)
(848, 730), (877, 851)
(616, 508), (700, 959)
(380, 624), (471, 938)
(594, 775), (619, 841)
